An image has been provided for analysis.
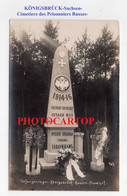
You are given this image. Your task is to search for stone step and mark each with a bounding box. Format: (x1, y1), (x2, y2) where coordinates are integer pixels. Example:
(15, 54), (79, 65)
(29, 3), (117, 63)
(39, 158), (56, 169)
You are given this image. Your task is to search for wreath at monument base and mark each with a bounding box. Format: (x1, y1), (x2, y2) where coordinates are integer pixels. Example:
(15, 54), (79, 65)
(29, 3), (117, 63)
(55, 149), (86, 181)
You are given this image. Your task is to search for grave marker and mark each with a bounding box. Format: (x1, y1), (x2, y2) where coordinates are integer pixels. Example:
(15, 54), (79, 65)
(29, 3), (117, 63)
(40, 46), (84, 168)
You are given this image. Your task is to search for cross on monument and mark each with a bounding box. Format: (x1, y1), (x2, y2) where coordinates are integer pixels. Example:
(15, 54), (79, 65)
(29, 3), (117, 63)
(58, 58), (66, 68)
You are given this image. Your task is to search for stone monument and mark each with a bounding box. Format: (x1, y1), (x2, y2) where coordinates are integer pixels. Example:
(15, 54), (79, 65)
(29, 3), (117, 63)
(40, 46), (84, 168)
(90, 139), (105, 172)
(90, 126), (108, 172)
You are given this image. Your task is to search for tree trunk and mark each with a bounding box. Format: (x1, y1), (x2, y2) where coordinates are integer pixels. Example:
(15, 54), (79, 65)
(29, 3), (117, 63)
(29, 146), (33, 172)
(35, 147), (38, 169)
(104, 66), (107, 125)
(104, 97), (107, 125)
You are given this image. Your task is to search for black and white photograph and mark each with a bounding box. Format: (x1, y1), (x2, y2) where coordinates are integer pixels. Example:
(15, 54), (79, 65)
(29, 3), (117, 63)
(9, 20), (119, 191)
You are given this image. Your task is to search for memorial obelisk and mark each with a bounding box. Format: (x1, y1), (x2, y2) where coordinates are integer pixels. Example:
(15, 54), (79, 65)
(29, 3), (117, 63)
(40, 46), (78, 167)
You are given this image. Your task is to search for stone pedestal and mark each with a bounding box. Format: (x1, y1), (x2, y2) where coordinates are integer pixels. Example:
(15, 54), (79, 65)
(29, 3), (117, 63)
(44, 150), (58, 163)
(74, 132), (84, 158)
(40, 125), (77, 168)
(45, 127), (75, 162)
(90, 141), (105, 172)
(24, 145), (41, 175)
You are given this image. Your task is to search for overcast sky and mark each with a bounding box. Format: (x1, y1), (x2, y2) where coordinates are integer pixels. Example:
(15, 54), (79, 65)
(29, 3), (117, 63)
(10, 20), (119, 49)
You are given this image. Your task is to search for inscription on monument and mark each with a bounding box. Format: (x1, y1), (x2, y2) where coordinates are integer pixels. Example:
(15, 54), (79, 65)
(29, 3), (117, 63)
(48, 130), (74, 152)
(52, 144), (73, 149)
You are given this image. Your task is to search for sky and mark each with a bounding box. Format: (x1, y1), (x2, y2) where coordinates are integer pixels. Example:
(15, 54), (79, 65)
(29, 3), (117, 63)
(10, 20), (119, 49)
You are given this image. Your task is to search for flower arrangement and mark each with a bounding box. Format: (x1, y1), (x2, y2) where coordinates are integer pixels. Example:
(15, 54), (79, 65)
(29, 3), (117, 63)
(55, 148), (86, 180)
(23, 125), (46, 148)
(91, 121), (110, 158)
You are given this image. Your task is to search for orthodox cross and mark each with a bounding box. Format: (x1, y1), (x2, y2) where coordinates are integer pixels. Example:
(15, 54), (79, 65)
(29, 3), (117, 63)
(58, 59), (66, 68)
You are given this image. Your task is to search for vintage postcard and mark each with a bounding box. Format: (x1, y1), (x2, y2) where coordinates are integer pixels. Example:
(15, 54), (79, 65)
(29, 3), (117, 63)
(9, 20), (119, 191)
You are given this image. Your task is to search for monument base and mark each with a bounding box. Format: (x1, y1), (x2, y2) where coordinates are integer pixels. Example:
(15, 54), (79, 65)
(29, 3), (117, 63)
(44, 150), (58, 163)
(26, 165), (41, 175)
(90, 162), (105, 172)
(39, 158), (56, 169)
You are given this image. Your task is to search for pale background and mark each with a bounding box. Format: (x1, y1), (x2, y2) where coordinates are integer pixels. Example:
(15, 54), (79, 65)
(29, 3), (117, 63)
(0, 0), (127, 196)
